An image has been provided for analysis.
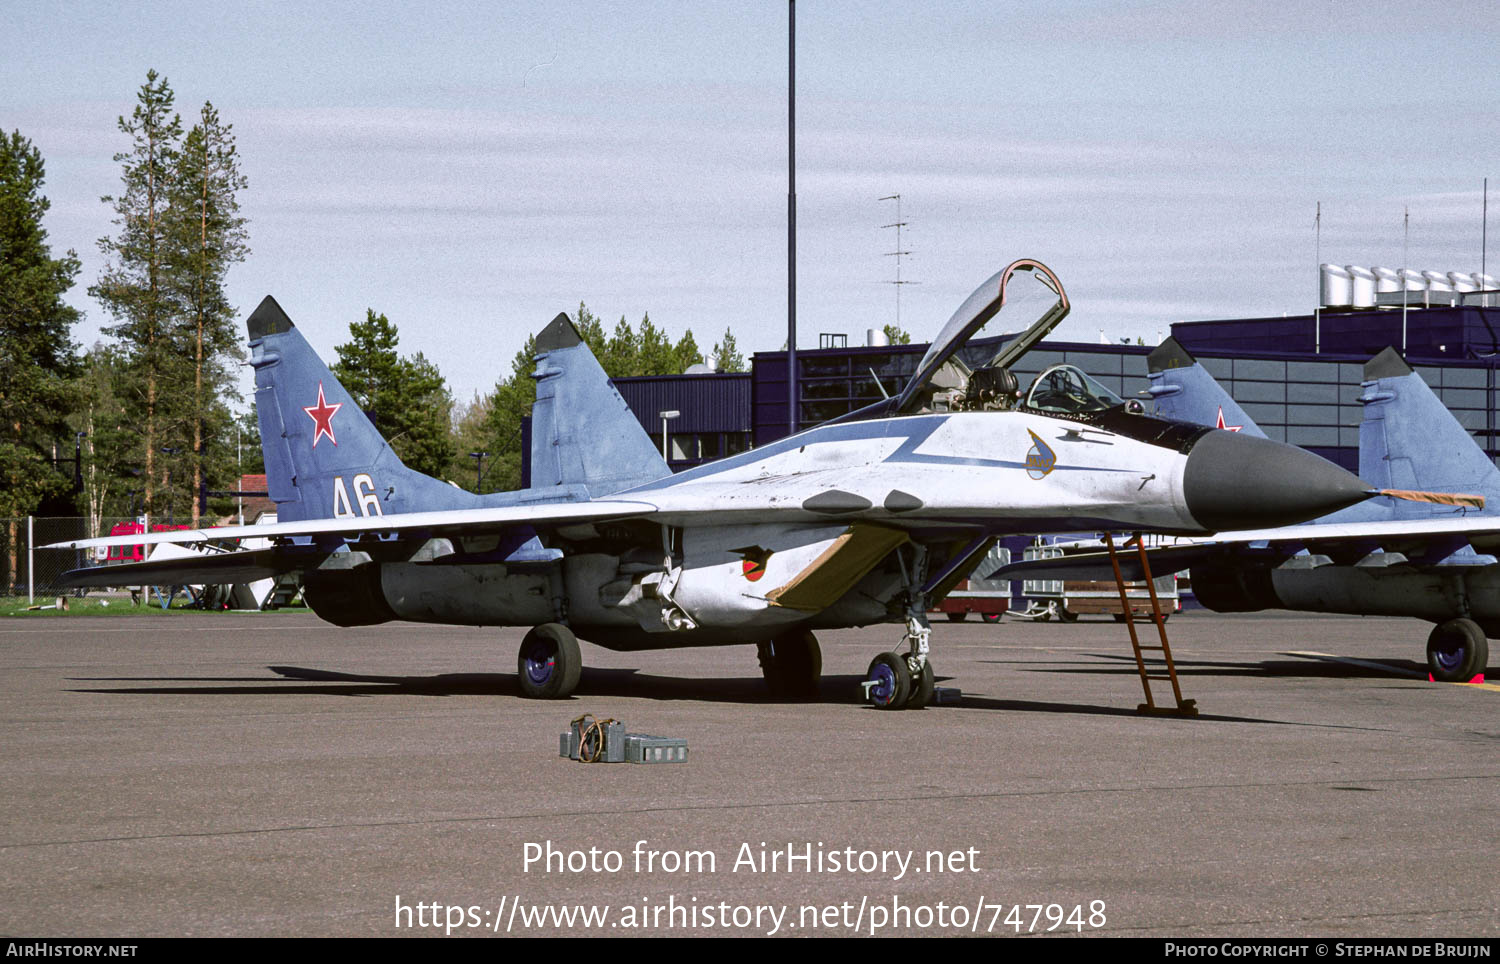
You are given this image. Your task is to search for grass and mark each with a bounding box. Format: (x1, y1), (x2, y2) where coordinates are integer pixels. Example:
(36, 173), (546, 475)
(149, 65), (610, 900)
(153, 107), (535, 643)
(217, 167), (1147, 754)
(0, 594), (309, 617)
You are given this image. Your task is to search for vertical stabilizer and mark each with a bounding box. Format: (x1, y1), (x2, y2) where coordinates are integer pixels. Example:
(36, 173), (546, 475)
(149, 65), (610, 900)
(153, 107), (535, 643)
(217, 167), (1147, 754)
(528, 313), (671, 495)
(246, 296), (479, 522)
(1145, 337), (1266, 437)
(1359, 347), (1500, 519)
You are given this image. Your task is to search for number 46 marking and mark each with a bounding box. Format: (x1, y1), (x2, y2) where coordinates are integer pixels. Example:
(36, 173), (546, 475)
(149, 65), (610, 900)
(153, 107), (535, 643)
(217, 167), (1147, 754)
(332, 473), (384, 518)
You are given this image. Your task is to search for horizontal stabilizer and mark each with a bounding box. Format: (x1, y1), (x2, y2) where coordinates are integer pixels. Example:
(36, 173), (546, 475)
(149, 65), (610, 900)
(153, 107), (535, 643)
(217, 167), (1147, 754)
(992, 543), (1229, 582)
(59, 548), (299, 588)
(1376, 489), (1485, 510)
(766, 524), (909, 611)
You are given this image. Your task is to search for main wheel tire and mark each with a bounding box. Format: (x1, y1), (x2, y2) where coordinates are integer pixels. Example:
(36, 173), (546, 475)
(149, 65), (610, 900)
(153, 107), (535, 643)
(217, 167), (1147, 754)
(758, 630), (823, 700)
(946, 611), (967, 622)
(1057, 605), (1079, 623)
(980, 612), (1002, 624)
(1427, 618), (1489, 683)
(517, 623), (582, 699)
(905, 659), (935, 709)
(865, 652), (911, 710)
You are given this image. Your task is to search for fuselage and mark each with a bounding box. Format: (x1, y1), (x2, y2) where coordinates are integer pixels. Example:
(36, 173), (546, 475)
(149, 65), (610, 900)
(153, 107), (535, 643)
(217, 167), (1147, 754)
(308, 406), (1369, 650)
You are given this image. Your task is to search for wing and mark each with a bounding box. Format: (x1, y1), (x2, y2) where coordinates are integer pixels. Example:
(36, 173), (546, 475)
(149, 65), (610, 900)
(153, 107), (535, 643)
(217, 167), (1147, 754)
(43, 499), (660, 553)
(994, 514), (1500, 582)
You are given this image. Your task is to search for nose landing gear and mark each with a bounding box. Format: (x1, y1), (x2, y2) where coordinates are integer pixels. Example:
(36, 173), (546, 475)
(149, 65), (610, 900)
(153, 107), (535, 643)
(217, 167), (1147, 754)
(863, 609), (936, 710)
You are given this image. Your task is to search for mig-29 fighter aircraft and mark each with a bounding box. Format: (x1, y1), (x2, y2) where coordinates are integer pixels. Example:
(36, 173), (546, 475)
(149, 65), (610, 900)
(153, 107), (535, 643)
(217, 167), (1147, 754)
(50, 261), (1387, 708)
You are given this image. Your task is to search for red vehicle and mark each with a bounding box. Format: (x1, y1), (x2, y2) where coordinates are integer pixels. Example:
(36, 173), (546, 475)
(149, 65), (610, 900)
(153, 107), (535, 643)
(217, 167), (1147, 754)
(105, 522), (192, 563)
(930, 545), (1012, 623)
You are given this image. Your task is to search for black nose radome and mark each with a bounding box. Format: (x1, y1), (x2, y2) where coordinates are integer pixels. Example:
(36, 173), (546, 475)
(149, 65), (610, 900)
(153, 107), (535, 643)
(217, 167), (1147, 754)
(1183, 431), (1371, 531)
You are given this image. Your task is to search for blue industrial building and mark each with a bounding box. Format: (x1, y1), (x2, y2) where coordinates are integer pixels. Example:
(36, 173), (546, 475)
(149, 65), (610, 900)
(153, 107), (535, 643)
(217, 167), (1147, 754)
(608, 300), (1500, 475)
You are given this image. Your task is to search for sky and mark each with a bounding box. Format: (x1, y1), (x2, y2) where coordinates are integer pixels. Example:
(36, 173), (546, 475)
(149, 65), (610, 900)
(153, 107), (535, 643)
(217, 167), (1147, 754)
(5, 0), (1498, 405)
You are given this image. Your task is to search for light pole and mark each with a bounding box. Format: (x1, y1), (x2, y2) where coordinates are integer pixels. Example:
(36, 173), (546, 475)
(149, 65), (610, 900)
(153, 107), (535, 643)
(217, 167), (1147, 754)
(469, 451), (488, 491)
(658, 410), (680, 462)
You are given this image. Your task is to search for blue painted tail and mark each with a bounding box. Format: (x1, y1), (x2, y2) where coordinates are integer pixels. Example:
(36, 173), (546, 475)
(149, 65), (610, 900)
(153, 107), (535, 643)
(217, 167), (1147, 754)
(1145, 337), (1266, 437)
(1358, 347), (1500, 519)
(528, 313), (670, 495)
(247, 296), (480, 522)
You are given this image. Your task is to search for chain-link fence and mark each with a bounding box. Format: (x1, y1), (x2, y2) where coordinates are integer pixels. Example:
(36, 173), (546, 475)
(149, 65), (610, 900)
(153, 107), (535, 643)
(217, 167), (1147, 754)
(2, 517), (139, 598)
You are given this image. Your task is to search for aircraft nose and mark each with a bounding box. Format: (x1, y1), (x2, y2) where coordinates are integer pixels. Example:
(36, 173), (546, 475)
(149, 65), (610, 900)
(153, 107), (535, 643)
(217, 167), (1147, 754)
(1182, 430), (1371, 531)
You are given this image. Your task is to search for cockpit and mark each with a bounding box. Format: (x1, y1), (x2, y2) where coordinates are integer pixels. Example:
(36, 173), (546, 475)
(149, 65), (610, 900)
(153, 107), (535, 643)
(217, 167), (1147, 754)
(1021, 364), (1125, 415)
(887, 262), (1141, 419)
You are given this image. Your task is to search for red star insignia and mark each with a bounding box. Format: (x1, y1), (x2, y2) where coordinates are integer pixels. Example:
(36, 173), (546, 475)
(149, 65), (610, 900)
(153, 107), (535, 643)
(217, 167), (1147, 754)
(303, 382), (342, 448)
(1215, 406), (1242, 433)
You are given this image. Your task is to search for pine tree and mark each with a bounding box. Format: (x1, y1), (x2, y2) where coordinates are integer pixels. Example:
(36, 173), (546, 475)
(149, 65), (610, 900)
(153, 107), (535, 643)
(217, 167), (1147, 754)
(481, 335), (539, 491)
(636, 313), (675, 374)
(0, 130), (81, 583)
(605, 316), (639, 376)
(711, 328), (746, 372)
(332, 310), (454, 478)
(672, 329), (703, 373)
(882, 323), (911, 345)
(168, 101), (248, 524)
(90, 70), (184, 518)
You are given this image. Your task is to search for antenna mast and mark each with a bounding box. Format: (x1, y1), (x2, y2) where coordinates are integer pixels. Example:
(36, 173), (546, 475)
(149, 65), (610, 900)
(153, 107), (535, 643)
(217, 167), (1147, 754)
(1314, 201), (1321, 354)
(879, 194), (918, 331)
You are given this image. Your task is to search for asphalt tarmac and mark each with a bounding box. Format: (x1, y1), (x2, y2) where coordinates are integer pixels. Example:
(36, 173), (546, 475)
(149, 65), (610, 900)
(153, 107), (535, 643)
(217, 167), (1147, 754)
(2, 610), (1496, 938)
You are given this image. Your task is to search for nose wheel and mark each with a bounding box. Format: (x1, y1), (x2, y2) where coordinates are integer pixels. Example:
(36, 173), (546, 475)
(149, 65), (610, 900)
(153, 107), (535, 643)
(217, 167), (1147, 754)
(865, 652), (911, 708)
(864, 608), (937, 710)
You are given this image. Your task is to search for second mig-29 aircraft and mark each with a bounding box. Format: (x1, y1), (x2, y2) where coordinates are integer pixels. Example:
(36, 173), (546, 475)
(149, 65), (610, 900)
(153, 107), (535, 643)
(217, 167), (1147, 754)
(50, 260), (1391, 709)
(1142, 338), (1500, 682)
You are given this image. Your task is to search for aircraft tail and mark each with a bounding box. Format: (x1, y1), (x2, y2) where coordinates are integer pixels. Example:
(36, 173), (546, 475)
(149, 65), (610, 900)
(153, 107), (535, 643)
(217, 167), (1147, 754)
(247, 296), (478, 523)
(528, 313), (670, 495)
(1358, 347), (1500, 517)
(1145, 337), (1266, 438)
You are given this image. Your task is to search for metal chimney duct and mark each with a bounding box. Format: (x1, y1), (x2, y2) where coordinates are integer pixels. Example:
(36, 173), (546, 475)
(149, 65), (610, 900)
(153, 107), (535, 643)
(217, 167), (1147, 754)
(1346, 265), (1376, 307)
(1320, 263), (1352, 307)
(1423, 270), (1454, 307)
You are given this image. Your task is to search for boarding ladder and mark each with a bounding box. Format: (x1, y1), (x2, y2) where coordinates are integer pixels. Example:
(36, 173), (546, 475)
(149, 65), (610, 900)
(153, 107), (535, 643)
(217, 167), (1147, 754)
(1103, 532), (1198, 717)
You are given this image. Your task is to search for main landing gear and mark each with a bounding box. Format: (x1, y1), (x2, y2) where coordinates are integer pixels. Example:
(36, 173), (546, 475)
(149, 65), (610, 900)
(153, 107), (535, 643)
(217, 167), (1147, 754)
(517, 622), (582, 699)
(757, 629), (823, 700)
(1426, 618), (1490, 683)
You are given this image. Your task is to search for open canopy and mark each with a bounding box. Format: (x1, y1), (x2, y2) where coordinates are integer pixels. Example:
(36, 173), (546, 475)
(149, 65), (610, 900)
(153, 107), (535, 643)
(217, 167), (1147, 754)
(895, 259), (1071, 415)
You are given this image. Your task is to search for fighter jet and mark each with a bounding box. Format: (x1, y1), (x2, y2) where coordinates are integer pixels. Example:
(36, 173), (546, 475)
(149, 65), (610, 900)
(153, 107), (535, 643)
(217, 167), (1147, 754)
(1000, 336), (1497, 683)
(48, 261), (1385, 708)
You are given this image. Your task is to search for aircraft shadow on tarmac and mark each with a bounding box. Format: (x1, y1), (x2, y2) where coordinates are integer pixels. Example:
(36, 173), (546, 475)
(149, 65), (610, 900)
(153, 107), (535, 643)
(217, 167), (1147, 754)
(68, 666), (875, 705)
(67, 664), (1326, 726)
(1000, 652), (1464, 681)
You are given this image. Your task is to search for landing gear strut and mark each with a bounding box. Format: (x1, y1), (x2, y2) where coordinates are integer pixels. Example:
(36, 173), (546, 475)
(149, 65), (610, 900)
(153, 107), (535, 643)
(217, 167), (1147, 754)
(758, 629), (822, 700)
(517, 622), (582, 699)
(864, 546), (941, 710)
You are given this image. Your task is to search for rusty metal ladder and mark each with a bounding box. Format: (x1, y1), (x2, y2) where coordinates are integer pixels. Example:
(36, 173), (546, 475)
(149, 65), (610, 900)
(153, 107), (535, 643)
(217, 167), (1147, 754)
(1103, 532), (1198, 717)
